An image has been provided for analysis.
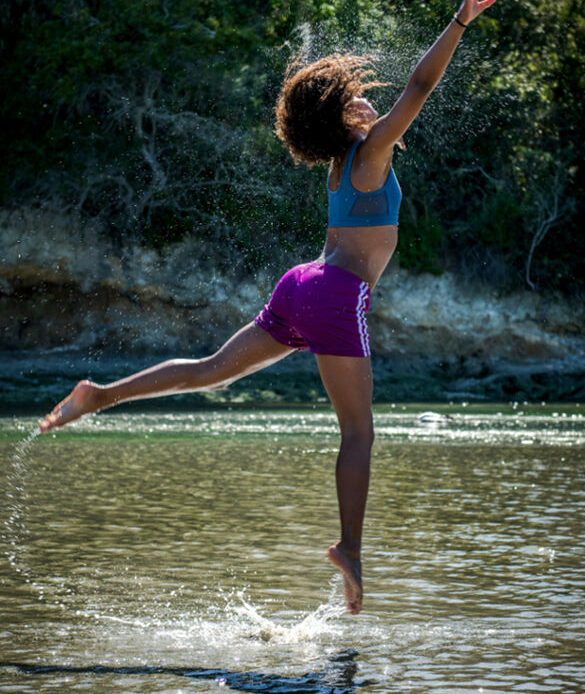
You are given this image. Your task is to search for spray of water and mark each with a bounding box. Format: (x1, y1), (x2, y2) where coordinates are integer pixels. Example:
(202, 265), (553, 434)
(284, 11), (504, 168)
(2, 422), (349, 669)
(3, 427), (40, 586)
(2, 425), (80, 612)
(66, 580), (348, 672)
(234, 586), (346, 645)
(3, 428), (347, 667)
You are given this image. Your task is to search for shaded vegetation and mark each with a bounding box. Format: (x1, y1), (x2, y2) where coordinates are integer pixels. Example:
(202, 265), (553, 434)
(1, 0), (583, 291)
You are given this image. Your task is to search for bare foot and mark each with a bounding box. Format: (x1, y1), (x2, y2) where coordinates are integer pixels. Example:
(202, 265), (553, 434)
(39, 380), (102, 434)
(328, 543), (363, 615)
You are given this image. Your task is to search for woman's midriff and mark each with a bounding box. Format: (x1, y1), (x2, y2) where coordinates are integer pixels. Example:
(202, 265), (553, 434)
(323, 224), (398, 289)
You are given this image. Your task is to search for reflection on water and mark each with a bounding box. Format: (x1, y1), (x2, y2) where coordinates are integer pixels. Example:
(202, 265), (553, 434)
(1, 405), (584, 693)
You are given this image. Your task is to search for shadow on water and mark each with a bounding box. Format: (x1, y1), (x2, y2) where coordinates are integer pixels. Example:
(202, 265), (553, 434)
(0, 649), (360, 693)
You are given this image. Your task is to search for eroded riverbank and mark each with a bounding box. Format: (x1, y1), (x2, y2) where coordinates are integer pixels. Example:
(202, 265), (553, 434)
(2, 209), (584, 404)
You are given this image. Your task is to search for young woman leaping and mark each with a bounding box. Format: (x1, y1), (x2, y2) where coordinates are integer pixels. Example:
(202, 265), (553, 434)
(40, 0), (498, 614)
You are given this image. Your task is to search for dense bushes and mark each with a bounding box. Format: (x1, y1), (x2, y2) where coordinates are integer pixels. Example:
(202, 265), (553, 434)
(1, 0), (583, 292)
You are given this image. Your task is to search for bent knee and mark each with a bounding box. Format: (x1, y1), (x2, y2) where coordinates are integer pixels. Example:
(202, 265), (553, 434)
(340, 422), (374, 450)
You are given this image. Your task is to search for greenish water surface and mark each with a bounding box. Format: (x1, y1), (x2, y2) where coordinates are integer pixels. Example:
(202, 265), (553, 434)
(1, 405), (584, 692)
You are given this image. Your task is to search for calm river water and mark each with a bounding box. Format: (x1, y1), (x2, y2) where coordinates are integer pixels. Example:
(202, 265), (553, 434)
(1, 404), (584, 693)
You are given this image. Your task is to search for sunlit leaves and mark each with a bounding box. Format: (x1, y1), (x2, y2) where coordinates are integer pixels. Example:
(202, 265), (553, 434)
(0, 0), (584, 290)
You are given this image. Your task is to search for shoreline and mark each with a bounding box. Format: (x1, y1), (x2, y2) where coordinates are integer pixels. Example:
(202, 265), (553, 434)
(2, 349), (583, 417)
(3, 212), (584, 407)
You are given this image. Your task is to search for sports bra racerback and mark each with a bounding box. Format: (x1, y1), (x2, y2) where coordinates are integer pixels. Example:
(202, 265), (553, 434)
(327, 140), (402, 227)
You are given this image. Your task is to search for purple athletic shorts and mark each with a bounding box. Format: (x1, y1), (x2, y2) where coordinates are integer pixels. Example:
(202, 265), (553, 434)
(254, 261), (371, 357)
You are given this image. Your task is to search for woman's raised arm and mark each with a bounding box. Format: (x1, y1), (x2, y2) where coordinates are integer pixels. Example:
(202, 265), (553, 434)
(363, 0), (498, 161)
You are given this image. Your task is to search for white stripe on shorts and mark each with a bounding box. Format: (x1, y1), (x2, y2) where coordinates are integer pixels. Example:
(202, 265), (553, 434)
(356, 281), (370, 357)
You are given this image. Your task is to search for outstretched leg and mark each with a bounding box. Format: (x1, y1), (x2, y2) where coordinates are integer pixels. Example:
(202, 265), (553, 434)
(40, 322), (293, 432)
(315, 354), (374, 615)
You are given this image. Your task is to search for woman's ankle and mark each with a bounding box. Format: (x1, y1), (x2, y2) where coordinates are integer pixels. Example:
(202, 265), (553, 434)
(335, 540), (361, 561)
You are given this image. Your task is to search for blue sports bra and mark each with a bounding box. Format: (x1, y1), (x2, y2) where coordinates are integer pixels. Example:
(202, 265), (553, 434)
(327, 140), (402, 227)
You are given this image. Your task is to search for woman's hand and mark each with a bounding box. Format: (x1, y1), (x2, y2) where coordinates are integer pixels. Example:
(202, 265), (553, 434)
(456, 0), (498, 26)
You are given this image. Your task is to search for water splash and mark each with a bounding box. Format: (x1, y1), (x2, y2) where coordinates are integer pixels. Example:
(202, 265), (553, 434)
(2, 424), (347, 665)
(2, 425), (79, 612)
(235, 587), (346, 645)
(67, 582), (348, 671)
(3, 426), (40, 586)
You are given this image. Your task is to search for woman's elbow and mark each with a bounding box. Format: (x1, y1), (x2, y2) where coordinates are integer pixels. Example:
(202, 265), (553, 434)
(409, 74), (435, 96)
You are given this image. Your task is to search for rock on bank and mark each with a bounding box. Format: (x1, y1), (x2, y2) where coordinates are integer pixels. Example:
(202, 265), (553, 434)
(2, 209), (584, 402)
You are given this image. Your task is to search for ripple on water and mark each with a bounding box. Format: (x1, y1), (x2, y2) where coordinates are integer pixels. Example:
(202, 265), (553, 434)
(4, 405), (583, 446)
(1, 407), (584, 693)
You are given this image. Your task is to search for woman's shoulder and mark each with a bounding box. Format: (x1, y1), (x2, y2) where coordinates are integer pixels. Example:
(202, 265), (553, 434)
(352, 137), (394, 192)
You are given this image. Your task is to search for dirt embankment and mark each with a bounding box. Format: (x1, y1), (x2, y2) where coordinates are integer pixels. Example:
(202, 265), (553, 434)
(2, 209), (584, 403)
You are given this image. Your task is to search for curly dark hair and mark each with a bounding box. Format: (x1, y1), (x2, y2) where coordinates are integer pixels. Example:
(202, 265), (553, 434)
(275, 54), (383, 167)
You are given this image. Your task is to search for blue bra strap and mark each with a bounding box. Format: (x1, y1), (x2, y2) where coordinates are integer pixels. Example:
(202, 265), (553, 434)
(342, 141), (360, 184)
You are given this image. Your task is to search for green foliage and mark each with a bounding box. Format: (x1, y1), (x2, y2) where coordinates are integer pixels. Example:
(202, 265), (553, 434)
(470, 189), (523, 253)
(397, 208), (445, 276)
(0, 0), (584, 292)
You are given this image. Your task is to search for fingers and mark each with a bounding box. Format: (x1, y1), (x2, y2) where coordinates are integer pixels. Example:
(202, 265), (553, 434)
(474, 0), (498, 15)
(460, 0), (497, 24)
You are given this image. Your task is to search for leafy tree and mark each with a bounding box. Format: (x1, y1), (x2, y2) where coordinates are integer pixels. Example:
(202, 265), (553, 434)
(0, 0), (583, 291)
